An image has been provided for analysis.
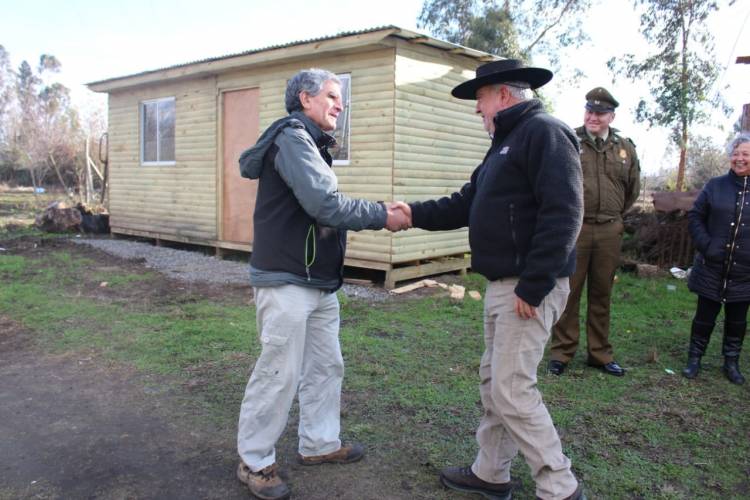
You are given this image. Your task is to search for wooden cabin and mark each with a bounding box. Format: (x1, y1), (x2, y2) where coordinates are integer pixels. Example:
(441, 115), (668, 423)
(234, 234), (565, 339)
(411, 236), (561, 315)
(88, 26), (498, 288)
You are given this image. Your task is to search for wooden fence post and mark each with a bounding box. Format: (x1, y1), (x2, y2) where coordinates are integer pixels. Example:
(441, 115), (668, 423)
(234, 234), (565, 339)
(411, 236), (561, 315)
(84, 139), (93, 204)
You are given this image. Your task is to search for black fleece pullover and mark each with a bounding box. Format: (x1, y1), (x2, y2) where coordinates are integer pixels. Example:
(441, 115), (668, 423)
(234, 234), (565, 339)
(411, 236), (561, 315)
(409, 99), (583, 306)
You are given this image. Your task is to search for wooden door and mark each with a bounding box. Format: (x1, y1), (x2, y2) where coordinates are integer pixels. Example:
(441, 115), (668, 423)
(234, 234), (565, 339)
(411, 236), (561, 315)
(222, 88), (260, 244)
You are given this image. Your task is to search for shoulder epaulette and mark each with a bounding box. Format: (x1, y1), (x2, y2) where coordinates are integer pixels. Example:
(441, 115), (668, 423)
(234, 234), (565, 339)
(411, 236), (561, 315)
(611, 128), (636, 148)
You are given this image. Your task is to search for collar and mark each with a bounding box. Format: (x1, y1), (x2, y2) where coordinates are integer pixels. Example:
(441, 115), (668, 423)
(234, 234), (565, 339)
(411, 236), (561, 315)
(290, 111), (337, 148)
(577, 126), (620, 146)
(491, 99), (543, 144)
(585, 128), (609, 143)
(729, 169), (750, 186)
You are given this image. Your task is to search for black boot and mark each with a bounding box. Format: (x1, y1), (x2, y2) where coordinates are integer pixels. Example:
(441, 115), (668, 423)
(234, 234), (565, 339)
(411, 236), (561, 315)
(683, 357), (701, 379)
(722, 321), (746, 385)
(682, 320), (714, 379)
(723, 357), (745, 385)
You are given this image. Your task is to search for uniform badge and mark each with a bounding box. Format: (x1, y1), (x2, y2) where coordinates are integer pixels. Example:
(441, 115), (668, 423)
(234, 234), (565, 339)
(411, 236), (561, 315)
(619, 149), (627, 159)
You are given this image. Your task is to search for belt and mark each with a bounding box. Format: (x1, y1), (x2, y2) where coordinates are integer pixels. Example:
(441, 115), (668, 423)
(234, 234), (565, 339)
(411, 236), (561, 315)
(583, 218), (616, 224)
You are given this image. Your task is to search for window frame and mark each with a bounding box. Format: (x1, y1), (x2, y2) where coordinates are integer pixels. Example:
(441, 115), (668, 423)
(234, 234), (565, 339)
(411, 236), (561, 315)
(331, 73), (351, 166)
(140, 96), (176, 166)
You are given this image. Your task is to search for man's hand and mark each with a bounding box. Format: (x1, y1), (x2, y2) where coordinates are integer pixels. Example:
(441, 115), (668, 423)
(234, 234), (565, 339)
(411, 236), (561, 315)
(514, 295), (537, 320)
(385, 202), (412, 231)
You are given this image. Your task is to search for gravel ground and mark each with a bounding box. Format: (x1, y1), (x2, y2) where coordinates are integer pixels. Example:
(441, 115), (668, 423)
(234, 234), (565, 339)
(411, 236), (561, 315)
(73, 238), (391, 301)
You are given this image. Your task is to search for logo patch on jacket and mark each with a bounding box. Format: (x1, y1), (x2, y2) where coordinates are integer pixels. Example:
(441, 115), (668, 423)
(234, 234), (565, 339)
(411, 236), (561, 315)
(619, 149), (627, 159)
(499, 146), (510, 155)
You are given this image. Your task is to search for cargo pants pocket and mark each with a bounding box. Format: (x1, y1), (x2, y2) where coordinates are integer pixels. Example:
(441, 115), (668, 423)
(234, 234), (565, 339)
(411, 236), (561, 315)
(255, 321), (295, 378)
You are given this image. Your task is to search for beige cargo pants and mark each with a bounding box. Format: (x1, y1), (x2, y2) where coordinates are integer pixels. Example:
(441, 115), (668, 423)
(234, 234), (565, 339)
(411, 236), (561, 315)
(472, 277), (579, 500)
(237, 284), (343, 471)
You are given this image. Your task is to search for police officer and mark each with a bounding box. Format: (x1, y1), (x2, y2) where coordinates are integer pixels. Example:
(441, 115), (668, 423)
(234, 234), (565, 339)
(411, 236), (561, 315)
(548, 87), (640, 377)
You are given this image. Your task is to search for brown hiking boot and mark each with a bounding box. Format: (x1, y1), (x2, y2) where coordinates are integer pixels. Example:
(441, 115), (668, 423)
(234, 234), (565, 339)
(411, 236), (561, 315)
(236, 462), (290, 500)
(297, 441), (365, 466)
(440, 466), (512, 500)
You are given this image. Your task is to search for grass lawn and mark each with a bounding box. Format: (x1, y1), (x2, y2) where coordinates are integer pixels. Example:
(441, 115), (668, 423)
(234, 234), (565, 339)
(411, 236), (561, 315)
(1, 235), (748, 499)
(1, 189), (748, 499)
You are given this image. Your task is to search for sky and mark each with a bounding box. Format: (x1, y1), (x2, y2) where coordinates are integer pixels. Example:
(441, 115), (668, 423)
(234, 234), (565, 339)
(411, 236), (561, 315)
(1, 0), (749, 175)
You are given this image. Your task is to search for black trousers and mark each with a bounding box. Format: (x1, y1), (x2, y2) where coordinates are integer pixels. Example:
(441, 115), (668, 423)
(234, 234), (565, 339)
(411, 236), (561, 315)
(693, 296), (750, 324)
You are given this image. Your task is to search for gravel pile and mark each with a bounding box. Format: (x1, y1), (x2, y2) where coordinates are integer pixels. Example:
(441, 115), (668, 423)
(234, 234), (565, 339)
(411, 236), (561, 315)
(73, 238), (390, 301)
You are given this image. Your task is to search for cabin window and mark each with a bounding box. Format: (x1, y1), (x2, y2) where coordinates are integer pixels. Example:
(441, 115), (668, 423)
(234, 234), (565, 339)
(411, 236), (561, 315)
(331, 73), (350, 164)
(141, 97), (175, 165)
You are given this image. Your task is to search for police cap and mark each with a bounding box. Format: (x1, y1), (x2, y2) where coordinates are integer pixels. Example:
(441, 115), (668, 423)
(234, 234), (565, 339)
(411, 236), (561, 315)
(585, 87), (619, 113)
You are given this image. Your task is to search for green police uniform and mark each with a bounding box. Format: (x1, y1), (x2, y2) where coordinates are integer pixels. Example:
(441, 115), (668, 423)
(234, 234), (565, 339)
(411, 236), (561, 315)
(578, 127), (641, 222)
(551, 88), (641, 370)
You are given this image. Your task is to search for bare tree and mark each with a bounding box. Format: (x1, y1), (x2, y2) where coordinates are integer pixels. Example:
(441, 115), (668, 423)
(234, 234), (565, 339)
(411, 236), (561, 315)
(687, 134), (729, 190)
(2, 52), (83, 189)
(0, 46), (13, 134)
(0, 45), (16, 182)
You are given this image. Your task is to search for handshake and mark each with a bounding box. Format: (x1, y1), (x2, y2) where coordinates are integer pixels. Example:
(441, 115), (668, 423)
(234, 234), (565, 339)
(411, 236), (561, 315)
(384, 202), (412, 232)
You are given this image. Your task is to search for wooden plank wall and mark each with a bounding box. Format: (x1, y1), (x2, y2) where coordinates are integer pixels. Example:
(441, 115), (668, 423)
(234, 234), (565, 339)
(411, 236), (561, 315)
(217, 47), (396, 263)
(392, 42), (489, 263)
(107, 76), (218, 239)
(105, 43), (486, 267)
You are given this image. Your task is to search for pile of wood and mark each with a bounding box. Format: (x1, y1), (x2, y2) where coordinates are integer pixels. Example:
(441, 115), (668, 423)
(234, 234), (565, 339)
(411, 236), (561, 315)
(390, 278), (482, 302)
(35, 201), (110, 234)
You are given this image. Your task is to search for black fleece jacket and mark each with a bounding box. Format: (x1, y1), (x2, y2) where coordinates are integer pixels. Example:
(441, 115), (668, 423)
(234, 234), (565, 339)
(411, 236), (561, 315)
(409, 99), (583, 306)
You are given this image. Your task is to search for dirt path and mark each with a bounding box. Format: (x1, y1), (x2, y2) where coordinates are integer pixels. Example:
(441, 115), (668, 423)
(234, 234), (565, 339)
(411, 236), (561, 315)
(0, 320), (421, 500)
(0, 240), (434, 500)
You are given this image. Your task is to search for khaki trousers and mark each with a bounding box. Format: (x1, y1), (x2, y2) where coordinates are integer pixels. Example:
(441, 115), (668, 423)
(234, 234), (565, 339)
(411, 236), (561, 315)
(472, 278), (578, 500)
(551, 221), (623, 365)
(237, 285), (343, 471)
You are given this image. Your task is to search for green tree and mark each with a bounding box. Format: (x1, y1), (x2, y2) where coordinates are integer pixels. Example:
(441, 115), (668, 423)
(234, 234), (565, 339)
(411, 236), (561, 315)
(418, 0), (592, 65)
(608, 0), (731, 192)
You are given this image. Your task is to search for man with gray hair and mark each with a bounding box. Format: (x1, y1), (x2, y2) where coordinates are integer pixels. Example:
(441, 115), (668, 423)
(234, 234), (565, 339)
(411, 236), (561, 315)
(402, 59), (585, 500)
(235, 68), (409, 500)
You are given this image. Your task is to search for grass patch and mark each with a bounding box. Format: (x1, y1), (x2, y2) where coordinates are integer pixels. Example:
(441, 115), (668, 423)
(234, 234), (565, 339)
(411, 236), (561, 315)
(0, 190), (62, 238)
(0, 245), (748, 499)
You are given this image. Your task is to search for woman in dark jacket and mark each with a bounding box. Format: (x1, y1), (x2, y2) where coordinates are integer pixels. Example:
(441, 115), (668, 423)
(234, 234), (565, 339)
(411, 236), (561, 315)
(683, 133), (750, 384)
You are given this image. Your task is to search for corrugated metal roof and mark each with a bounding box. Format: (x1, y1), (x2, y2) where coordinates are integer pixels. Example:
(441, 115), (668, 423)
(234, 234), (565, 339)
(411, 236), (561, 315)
(87, 25), (497, 90)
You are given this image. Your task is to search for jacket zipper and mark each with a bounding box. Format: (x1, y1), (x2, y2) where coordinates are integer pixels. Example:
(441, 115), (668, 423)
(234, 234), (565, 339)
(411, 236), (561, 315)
(509, 203), (520, 266)
(720, 176), (748, 301)
(304, 224), (316, 281)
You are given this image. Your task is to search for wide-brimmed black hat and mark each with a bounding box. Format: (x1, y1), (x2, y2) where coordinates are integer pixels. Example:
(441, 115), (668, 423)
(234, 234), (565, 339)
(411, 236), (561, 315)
(451, 59), (553, 100)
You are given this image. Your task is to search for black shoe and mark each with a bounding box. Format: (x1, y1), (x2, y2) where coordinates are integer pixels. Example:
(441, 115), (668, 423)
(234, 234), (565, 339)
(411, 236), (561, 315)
(589, 361), (625, 377)
(547, 359), (567, 376)
(682, 356), (701, 379)
(536, 482), (586, 500)
(722, 356), (746, 385)
(440, 466), (512, 500)
(566, 483), (587, 500)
